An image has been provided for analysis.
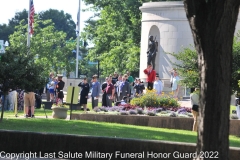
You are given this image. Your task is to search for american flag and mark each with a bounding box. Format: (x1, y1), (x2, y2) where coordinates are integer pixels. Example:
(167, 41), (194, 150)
(29, 0), (35, 35)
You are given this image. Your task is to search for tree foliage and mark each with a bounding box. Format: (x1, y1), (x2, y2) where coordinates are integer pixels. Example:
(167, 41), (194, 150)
(0, 9), (76, 42)
(82, 0), (179, 77)
(8, 17), (76, 76)
(168, 46), (199, 88)
(82, 0), (165, 77)
(38, 9), (76, 40)
(0, 48), (47, 122)
(169, 32), (240, 94)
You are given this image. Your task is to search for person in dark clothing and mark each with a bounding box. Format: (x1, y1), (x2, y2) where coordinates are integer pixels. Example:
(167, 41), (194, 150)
(56, 74), (65, 103)
(112, 72), (118, 85)
(35, 89), (42, 109)
(133, 78), (145, 97)
(78, 78), (90, 111)
(101, 77), (108, 106)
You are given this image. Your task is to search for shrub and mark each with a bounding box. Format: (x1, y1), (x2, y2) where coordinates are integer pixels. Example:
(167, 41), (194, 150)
(170, 112), (177, 117)
(130, 89), (180, 108)
(137, 108), (144, 114)
(129, 109), (137, 115)
(120, 110), (129, 115)
(147, 110), (156, 116)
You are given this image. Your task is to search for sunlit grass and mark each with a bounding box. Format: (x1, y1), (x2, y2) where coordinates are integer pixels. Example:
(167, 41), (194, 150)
(0, 117), (239, 148)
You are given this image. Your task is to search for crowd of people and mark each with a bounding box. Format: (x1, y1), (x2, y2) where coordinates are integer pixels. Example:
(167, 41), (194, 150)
(0, 66), (182, 117)
(78, 64), (182, 111)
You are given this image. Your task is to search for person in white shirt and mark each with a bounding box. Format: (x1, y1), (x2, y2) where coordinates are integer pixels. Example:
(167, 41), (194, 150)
(172, 71), (180, 98)
(115, 76), (122, 101)
(153, 75), (163, 95)
(190, 88), (199, 131)
(49, 78), (56, 102)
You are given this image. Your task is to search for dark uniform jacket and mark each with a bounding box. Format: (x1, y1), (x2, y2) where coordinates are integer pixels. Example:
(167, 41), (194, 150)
(56, 80), (65, 99)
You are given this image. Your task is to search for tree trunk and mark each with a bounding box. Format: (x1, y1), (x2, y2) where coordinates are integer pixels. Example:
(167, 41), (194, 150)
(183, 0), (240, 159)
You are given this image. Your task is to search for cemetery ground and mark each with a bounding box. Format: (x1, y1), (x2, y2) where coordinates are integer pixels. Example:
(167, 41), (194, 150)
(0, 106), (240, 148)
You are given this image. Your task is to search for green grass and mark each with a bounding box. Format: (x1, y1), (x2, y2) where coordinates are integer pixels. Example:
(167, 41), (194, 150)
(0, 114), (239, 147)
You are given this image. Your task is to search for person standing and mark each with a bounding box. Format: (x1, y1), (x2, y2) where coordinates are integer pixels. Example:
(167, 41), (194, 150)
(127, 71), (134, 95)
(49, 77), (55, 102)
(172, 71), (180, 98)
(119, 75), (130, 100)
(190, 88), (199, 131)
(46, 72), (53, 101)
(105, 78), (115, 107)
(153, 75), (163, 95)
(169, 69), (176, 88)
(91, 75), (100, 109)
(112, 72), (118, 102)
(78, 78), (90, 111)
(143, 64), (156, 90)
(101, 77), (108, 106)
(56, 74), (65, 103)
(24, 88), (35, 118)
(133, 78), (145, 97)
(115, 75), (123, 101)
(112, 72), (118, 85)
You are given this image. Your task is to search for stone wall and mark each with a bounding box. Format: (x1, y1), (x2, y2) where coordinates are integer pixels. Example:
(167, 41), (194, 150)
(71, 114), (240, 136)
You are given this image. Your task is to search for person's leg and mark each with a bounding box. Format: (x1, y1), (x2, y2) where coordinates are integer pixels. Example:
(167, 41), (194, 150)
(102, 92), (107, 106)
(24, 93), (29, 116)
(106, 94), (112, 107)
(50, 93), (53, 101)
(119, 93), (123, 101)
(91, 96), (94, 109)
(24, 106), (29, 117)
(30, 92), (35, 117)
(192, 110), (198, 131)
(148, 82), (153, 90)
(173, 86), (179, 98)
(106, 95), (110, 107)
(92, 98), (98, 108)
(46, 90), (50, 101)
(83, 104), (87, 111)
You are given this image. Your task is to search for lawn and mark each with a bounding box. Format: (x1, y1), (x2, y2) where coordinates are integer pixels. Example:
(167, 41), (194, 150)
(0, 111), (240, 148)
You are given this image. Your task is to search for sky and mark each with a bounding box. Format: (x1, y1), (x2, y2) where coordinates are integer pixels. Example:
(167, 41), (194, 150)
(0, 0), (94, 32)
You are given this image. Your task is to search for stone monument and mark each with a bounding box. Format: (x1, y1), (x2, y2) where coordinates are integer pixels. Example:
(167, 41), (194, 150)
(139, 1), (240, 96)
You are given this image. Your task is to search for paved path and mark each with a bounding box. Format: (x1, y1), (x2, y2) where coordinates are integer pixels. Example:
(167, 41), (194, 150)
(178, 99), (191, 108)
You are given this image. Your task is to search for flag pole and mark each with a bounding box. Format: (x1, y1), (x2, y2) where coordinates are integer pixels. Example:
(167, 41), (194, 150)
(27, 0), (31, 48)
(76, 0), (81, 78)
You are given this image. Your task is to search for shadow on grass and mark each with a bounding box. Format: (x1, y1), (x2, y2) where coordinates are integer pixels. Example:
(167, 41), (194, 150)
(0, 115), (239, 147)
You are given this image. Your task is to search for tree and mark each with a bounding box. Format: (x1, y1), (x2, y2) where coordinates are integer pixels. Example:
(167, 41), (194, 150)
(8, 17), (76, 76)
(0, 48), (47, 122)
(183, 0), (240, 159)
(38, 9), (76, 39)
(82, 0), (156, 77)
(169, 34), (240, 93)
(82, 0), (178, 77)
(0, 9), (76, 42)
(168, 46), (199, 88)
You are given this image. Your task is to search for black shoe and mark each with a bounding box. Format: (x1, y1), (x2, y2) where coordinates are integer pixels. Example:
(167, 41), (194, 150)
(24, 114), (28, 118)
(31, 115), (35, 118)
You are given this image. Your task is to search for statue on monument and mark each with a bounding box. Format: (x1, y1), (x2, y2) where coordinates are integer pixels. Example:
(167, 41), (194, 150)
(147, 35), (158, 70)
